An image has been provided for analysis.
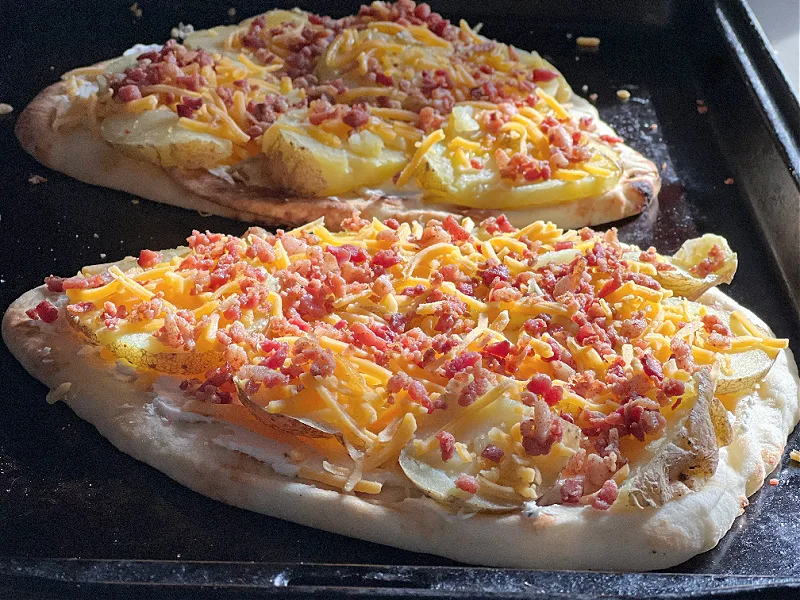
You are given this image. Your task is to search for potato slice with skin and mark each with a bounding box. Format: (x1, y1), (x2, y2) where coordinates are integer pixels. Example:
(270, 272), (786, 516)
(70, 317), (223, 375)
(626, 235), (737, 301)
(664, 298), (776, 396)
(399, 394), (580, 513)
(260, 116), (408, 196)
(234, 378), (346, 445)
(416, 141), (621, 209)
(101, 110), (233, 169)
(618, 368), (732, 509)
(67, 248), (224, 375)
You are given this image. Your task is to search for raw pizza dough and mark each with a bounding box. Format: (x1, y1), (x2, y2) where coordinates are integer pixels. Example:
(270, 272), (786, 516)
(16, 81), (659, 231)
(4, 283), (797, 572)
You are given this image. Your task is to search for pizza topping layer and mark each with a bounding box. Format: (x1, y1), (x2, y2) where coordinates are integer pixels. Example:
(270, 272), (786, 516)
(53, 0), (630, 210)
(38, 215), (787, 512)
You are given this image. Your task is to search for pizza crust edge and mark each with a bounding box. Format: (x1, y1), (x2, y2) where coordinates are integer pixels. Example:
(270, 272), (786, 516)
(4, 282), (797, 572)
(16, 79), (659, 230)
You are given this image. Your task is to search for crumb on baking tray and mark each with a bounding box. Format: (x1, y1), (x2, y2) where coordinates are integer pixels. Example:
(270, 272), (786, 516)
(228, 7), (237, 18)
(616, 89), (631, 101)
(589, 93), (598, 102)
(790, 449), (800, 463)
(0, 103), (13, 115)
(724, 177), (735, 185)
(130, 2), (142, 18)
(28, 174), (47, 185)
(576, 36), (600, 48)
(171, 22), (195, 39)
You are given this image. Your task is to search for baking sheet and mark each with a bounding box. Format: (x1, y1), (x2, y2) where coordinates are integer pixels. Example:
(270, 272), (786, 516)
(1, 0), (799, 595)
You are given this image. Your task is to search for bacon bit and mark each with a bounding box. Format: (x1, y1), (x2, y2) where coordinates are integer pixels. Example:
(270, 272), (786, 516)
(591, 479), (619, 510)
(690, 244), (726, 278)
(532, 68), (559, 82)
(442, 352), (480, 378)
(671, 397), (683, 410)
(543, 386), (563, 406)
(724, 177), (735, 185)
(481, 444), (504, 462)
(769, 478), (779, 486)
(641, 353), (664, 381)
(599, 134), (624, 145)
(45, 272), (112, 292)
(470, 158), (484, 170)
(661, 378), (685, 397)
(138, 249), (162, 268)
(327, 244), (368, 266)
(483, 340), (511, 358)
(436, 431), (456, 461)
(526, 373), (552, 395)
(26, 300), (59, 323)
(454, 475), (479, 494)
(553, 241), (574, 251)
(67, 301), (96, 314)
(371, 249), (402, 269)
(597, 276), (622, 298)
(560, 477), (583, 503)
(442, 215), (471, 242)
(480, 215), (517, 235)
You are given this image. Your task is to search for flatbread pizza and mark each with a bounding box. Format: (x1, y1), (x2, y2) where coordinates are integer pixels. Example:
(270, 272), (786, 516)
(4, 215), (797, 571)
(16, 1), (660, 229)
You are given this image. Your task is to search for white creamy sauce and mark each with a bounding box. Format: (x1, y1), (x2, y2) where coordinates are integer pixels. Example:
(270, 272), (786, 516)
(212, 430), (301, 478)
(147, 376), (401, 487)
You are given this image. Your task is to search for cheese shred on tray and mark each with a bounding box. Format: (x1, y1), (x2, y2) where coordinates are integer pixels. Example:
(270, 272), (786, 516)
(27, 214), (788, 512)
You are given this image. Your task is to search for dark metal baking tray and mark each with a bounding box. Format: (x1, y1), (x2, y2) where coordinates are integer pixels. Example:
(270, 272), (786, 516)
(1, 0), (799, 597)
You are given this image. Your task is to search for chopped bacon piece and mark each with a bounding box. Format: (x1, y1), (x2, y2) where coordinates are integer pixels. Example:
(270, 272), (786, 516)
(436, 431), (456, 461)
(371, 249), (401, 269)
(442, 352), (480, 378)
(532, 68), (559, 82)
(641, 353), (664, 381)
(45, 272), (112, 292)
(481, 444), (504, 462)
(327, 244), (369, 265)
(454, 475), (479, 494)
(526, 373), (552, 395)
(599, 134), (624, 144)
(137, 249), (162, 268)
(442, 215), (470, 242)
(483, 340), (511, 358)
(591, 479), (618, 510)
(26, 300), (59, 323)
(661, 378), (685, 397)
(690, 244), (725, 278)
(560, 477), (583, 504)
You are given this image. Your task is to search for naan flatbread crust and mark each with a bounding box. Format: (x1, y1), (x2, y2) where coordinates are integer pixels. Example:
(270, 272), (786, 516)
(4, 279), (797, 572)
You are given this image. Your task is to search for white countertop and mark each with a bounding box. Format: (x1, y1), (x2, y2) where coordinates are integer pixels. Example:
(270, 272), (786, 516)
(748, 0), (799, 96)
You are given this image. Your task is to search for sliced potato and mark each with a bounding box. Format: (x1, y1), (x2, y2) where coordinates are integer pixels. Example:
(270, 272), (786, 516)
(665, 298), (777, 396)
(399, 393), (579, 513)
(626, 235), (737, 301)
(261, 114), (408, 196)
(416, 141), (621, 209)
(101, 110), (233, 169)
(619, 369), (732, 508)
(234, 378), (346, 444)
(70, 316), (222, 375)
